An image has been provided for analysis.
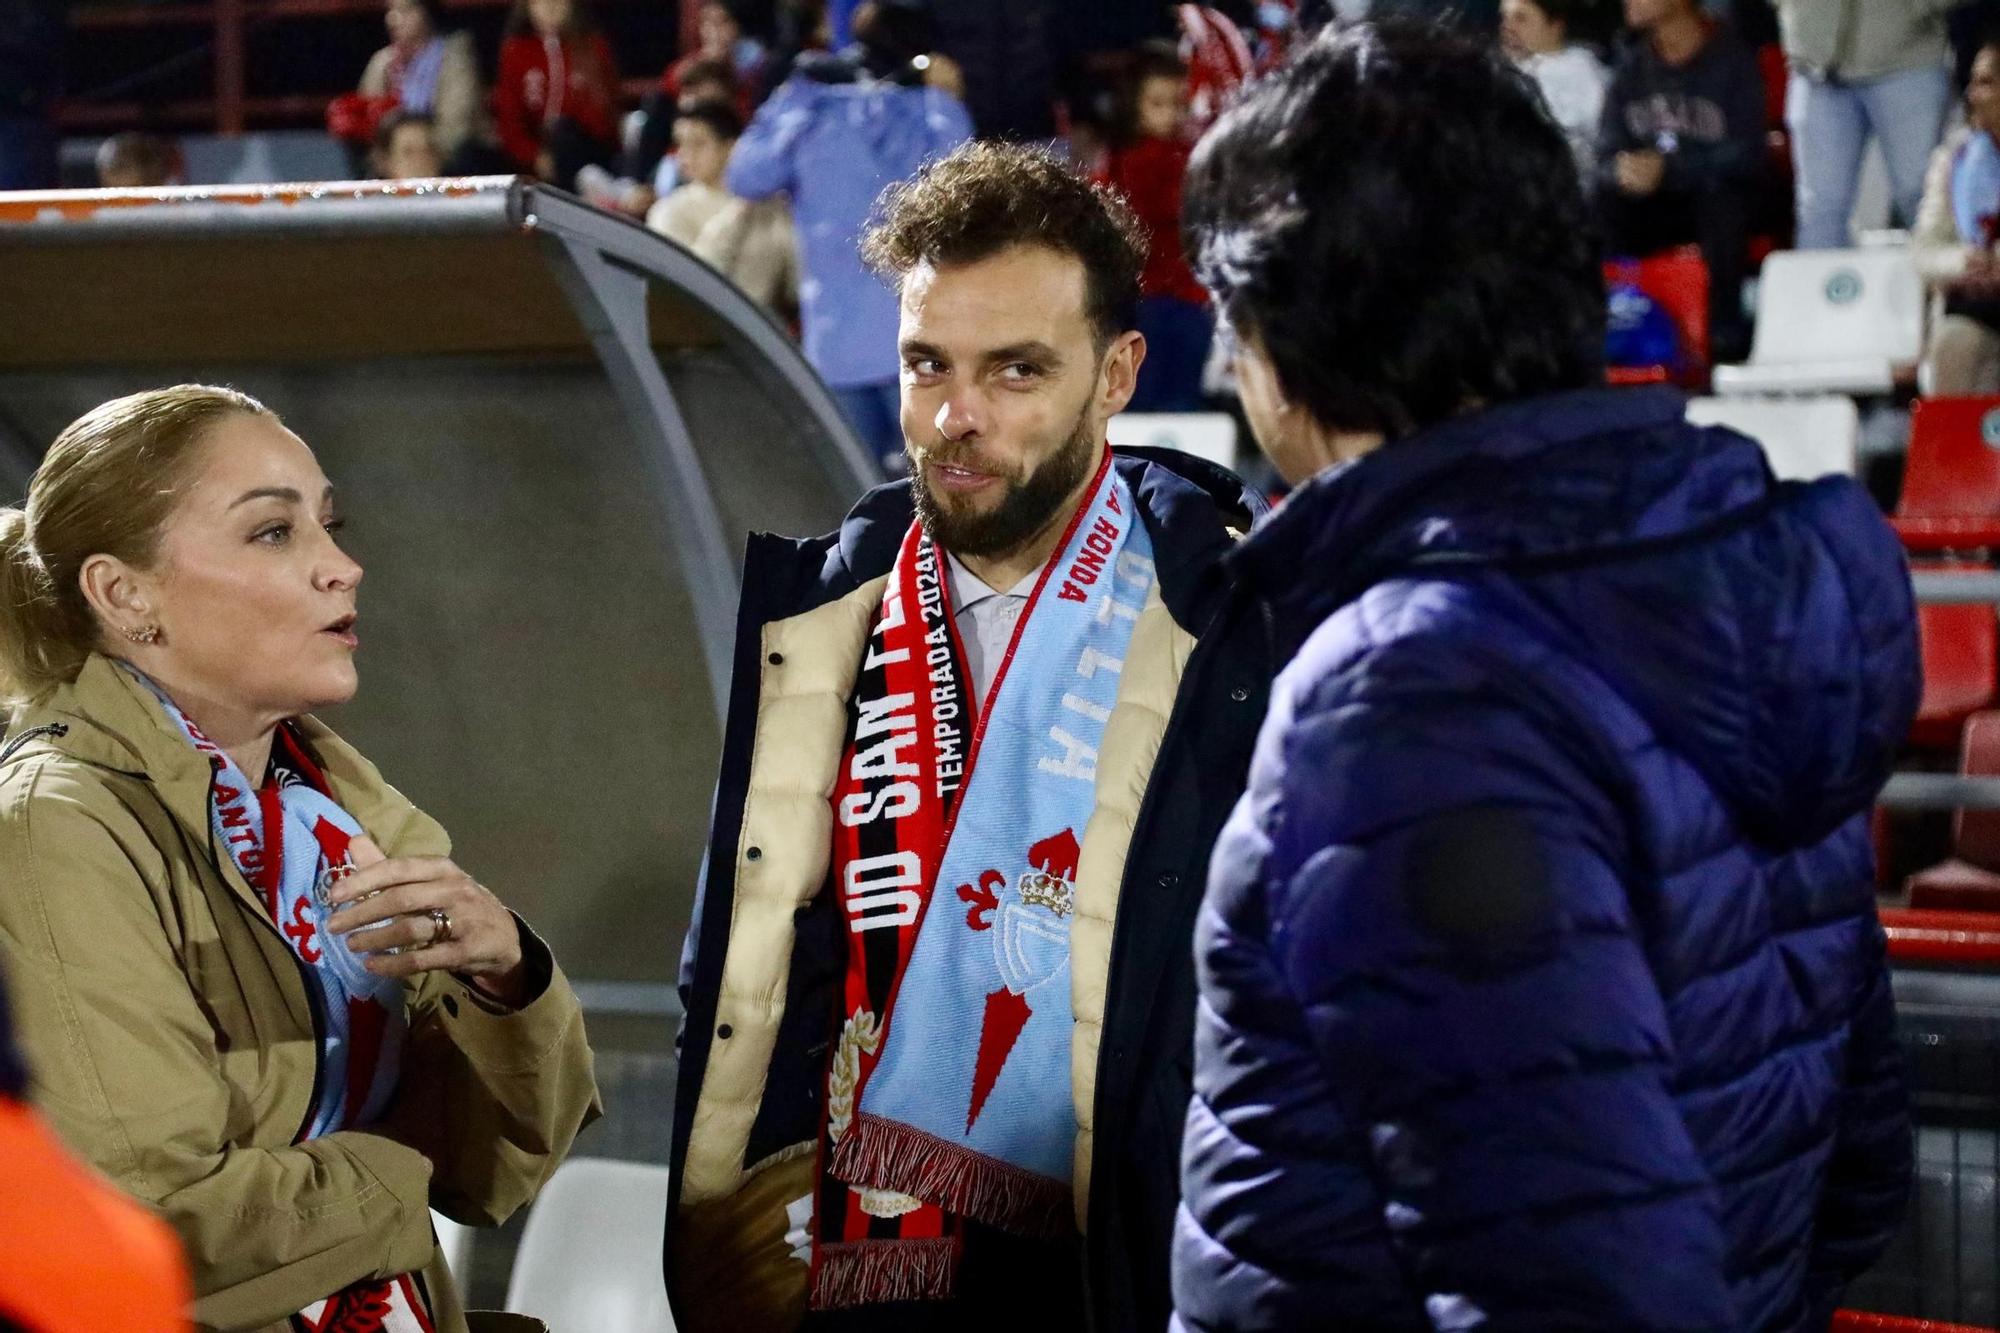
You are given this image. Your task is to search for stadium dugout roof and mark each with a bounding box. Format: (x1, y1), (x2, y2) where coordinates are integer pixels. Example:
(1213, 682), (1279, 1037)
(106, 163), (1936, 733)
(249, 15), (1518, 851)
(0, 177), (876, 986)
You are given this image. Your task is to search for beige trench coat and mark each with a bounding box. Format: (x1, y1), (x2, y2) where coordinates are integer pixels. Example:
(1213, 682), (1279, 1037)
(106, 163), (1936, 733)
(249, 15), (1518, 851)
(0, 654), (600, 1332)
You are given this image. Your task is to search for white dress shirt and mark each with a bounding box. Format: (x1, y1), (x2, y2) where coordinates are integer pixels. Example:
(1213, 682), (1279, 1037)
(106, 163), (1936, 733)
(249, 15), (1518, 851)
(946, 553), (1040, 701)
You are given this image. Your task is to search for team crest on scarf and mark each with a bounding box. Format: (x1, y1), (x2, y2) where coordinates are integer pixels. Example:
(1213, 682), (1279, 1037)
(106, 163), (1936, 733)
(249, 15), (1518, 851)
(127, 669), (429, 1333)
(811, 453), (1156, 1307)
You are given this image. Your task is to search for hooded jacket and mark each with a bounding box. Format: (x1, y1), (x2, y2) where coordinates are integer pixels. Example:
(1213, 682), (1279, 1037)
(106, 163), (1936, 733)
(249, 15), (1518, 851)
(667, 449), (1270, 1333)
(0, 654), (601, 1333)
(726, 67), (972, 389)
(1173, 387), (1918, 1332)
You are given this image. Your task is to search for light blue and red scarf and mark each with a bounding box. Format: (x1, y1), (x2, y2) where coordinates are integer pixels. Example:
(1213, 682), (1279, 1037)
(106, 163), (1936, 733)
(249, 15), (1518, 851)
(811, 452), (1157, 1307)
(131, 669), (430, 1333)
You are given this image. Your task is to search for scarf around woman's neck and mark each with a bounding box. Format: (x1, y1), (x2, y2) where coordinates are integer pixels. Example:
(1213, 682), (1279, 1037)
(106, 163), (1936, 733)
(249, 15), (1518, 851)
(809, 452), (1158, 1308)
(128, 668), (429, 1333)
(390, 35), (447, 115)
(1955, 130), (2000, 248)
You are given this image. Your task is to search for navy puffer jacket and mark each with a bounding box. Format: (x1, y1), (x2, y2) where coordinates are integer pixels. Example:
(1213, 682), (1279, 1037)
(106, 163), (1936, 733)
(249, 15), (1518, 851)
(1172, 388), (1918, 1332)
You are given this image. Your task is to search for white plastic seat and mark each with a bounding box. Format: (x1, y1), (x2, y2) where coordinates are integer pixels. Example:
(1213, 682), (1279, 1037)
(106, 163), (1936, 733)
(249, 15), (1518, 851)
(432, 1210), (474, 1282)
(1712, 248), (1922, 397)
(504, 1157), (676, 1332)
(1684, 395), (1861, 480)
(1106, 412), (1240, 473)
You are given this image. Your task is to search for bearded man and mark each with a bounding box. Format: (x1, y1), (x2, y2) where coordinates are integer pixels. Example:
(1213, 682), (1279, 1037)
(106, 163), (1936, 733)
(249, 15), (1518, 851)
(664, 141), (1271, 1333)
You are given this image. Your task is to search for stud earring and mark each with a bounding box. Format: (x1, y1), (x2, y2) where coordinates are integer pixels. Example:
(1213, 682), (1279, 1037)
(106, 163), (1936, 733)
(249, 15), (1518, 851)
(122, 624), (160, 645)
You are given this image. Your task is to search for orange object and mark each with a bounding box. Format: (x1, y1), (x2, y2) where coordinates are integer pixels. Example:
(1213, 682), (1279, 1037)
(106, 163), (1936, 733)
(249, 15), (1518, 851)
(0, 1096), (190, 1332)
(1895, 397), (2000, 551)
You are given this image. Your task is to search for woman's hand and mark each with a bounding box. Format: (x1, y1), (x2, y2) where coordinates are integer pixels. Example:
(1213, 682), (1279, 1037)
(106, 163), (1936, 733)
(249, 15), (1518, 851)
(325, 837), (528, 1006)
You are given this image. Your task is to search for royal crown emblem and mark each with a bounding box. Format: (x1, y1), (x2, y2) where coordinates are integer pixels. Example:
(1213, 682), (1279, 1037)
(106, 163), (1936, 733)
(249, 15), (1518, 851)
(1018, 867), (1073, 918)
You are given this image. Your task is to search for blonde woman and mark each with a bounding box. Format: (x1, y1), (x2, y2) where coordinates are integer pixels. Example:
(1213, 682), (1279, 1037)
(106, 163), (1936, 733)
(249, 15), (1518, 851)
(0, 386), (600, 1333)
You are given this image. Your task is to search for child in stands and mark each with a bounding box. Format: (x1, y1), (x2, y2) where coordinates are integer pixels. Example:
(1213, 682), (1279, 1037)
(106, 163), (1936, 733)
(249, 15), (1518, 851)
(1098, 42), (1211, 413)
(494, 0), (620, 190)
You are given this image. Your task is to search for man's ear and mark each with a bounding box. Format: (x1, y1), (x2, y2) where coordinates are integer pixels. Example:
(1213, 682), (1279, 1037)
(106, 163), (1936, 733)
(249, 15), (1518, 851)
(1099, 329), (1146, 419)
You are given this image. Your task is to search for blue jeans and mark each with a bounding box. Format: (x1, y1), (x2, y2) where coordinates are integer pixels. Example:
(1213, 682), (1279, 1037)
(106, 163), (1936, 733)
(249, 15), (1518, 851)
(831, 380), (903, 472)
(1788, 63), (1952, 248)
(1130, 297), (1215, 414)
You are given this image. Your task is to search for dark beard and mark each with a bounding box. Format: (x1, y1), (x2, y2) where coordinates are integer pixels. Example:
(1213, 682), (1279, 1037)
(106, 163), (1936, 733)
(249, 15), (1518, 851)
(910, 405), (1098, 559)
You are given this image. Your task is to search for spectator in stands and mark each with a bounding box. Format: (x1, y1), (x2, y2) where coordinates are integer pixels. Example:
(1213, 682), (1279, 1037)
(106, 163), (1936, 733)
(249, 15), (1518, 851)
(1597, 0), (1766, 362)
(357, 0), (491, 170)
(1179, 3), (1257, 137)
(373, 109), (445, 180)
(0, 962), (191, 1333)
(728, 0), (972, 466)
(494, 0), (622, 189)
(1916, 33), (2000, 394)
(626, 56), (740, 197)
(663, 1), (767, 114)
(647, 100), (744, 245)
(692, 183), (801, 319)
(1175, 19), (1917, 1331)
(1502, 0), (1609, 181)
(0, 386), (601, 1333)
(1100, 42), (1211, 412)
(1781, 0), (1954, 247)
(95, 132), (184, 189)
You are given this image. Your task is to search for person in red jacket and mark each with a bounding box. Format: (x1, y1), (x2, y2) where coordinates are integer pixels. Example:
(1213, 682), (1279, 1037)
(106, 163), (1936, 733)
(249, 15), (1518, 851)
(1098, 42), (1211, 413)
(0, 964), (191, 1333)
(493, 0), (620, 189)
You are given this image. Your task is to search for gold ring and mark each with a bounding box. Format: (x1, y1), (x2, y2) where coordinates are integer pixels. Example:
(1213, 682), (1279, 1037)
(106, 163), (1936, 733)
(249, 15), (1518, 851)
(427, 907), (453, 947)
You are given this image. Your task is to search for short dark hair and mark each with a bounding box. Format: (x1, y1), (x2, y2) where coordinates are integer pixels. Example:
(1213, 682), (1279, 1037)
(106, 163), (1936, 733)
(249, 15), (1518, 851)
(1133, 37), (1187, 85)
(678, 55), (738, 96)
(1516, 0), (1581, 27)
(676, 98), (743, 142)
(1184, 19), (1605, 438)
(96, 131), (181, 186)
(863, 141), (1148, 349)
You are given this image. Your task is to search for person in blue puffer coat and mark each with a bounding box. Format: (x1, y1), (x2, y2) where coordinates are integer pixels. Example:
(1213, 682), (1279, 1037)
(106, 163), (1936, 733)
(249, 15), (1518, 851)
(1172, 18), (1919, 1332)
(727, 1), (971, 468)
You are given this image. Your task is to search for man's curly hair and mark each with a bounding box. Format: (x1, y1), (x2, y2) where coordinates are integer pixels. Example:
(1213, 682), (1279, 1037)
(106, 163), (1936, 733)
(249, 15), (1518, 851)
(862, 141), (1148, 350)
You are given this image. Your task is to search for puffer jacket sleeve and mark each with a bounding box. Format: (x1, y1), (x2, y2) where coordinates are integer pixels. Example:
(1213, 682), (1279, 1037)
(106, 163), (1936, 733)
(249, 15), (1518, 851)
(1173, 631), (1734, 1332)
(0, 769), (437, 1331)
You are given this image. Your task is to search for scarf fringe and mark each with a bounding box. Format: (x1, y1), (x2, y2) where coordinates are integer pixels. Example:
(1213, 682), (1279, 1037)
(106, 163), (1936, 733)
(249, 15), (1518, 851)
(810, 1236), (958, 1310)
(831, 1113), (1074, 1240)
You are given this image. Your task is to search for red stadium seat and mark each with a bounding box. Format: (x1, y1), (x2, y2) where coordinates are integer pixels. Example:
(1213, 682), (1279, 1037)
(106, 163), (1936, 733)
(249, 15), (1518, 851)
(1894, 397), (2000, 551)
(1908, 710), (2000, 910)
(1909, 563), (1999, 750)
(1605, 247), (1711, 388)
(1833, 1313), (1996, 1332)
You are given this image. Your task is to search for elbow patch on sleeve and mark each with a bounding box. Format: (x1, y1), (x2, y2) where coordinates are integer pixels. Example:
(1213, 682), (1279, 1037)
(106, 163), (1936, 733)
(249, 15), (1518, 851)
(1402, 805), (1560, 976)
